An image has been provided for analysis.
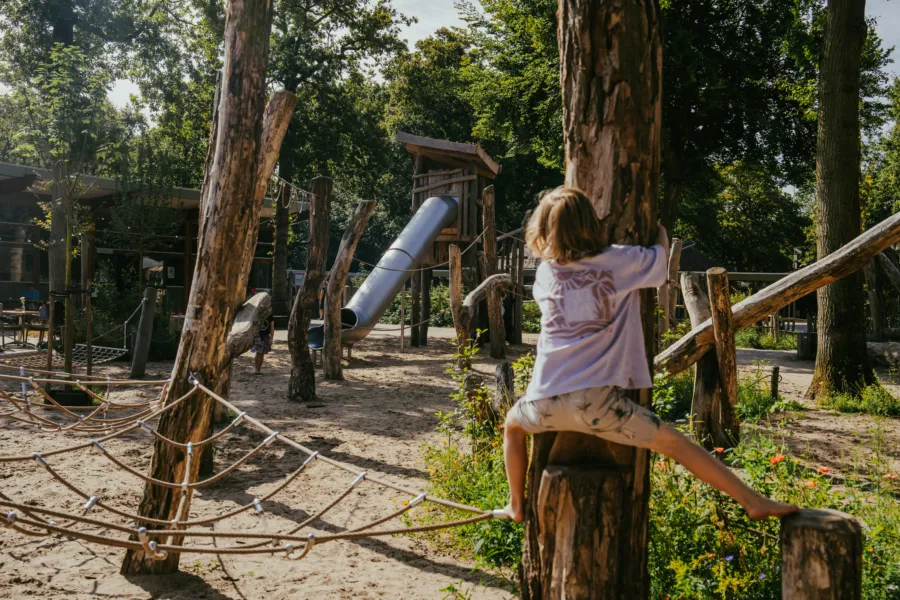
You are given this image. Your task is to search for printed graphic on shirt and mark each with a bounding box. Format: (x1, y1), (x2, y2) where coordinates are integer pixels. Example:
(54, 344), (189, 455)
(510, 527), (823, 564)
(542, 268), (616, 339)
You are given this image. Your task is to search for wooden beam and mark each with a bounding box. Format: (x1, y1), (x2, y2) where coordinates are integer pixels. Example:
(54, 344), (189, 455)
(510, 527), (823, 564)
(411, 175), (477, 195)
(448, 244), (468, 368)
(656, 210), (900, 377)
(324, 200), (376, 380)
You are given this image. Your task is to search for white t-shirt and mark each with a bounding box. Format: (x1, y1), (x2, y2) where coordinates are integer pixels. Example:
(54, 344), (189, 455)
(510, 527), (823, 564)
(524, 244), (668, 401)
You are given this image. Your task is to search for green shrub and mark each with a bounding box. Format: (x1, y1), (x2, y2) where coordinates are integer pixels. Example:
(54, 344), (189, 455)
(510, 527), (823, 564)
(737, 362), (804, 422)
(380, 283), (456, 327)
(522, 300), (541, 334)
(653, 370), (694, 422)
(821, 385), (900, 417)
(735, 328), (798, 351)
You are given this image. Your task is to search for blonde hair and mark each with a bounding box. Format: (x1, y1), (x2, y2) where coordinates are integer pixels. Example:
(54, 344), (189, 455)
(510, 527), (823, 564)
(525, 186), (606, 264)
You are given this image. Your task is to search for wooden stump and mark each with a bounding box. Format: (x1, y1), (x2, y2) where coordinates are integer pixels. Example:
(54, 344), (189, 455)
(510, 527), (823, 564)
(525, 465), (635, 599)
(324, 199), (376, 380)
(706, 268), (739, 448)
(781, 509), (862, 600)
(288, 176), (331, 401)
(770, 365), (780, 399)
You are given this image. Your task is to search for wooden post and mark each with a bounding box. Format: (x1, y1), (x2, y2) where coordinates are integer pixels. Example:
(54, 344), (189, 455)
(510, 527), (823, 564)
(495, 360), (515, 412)
(656, 210), (900, 378)
(448, 244), (468, 368)
(400, 286), (406, 353)
(657, 236), (678, 344)
(781, 509), (862, 600)
(771, 365), (780, 399)
(680, 272), (732, 450)
(706, 268), (739, 448)
(667, 239), (683, 326)
(288, 176), (332, 401)
(129, 287), (158, 379)
(120, 0), (295, 571)
(475, 250), (505, 359)
(865, 261), (884, 341)
(514, 237), (525, 345)
(410, 261), (421, 347)
(521, 0), (662, 595)
(85, 280), (92, 376)
(483, 185), (498, 275)
(183, 218), (192, 312)
(46, 298), (55, 372)
(324, 199), (376, 380)
(420, 269), (432, 346)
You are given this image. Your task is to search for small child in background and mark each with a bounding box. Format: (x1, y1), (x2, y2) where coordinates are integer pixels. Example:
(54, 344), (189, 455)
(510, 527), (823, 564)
(500, 187), (797, 523)
(251, 313), (275, 375)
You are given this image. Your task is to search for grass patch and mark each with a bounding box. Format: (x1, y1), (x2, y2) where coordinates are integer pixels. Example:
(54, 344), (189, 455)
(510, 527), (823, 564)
(735, 328), (798, 351)
(821, 384), (900, 417)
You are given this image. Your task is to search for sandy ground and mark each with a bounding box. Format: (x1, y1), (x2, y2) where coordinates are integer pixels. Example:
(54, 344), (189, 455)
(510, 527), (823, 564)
(0, 327), (896, 599)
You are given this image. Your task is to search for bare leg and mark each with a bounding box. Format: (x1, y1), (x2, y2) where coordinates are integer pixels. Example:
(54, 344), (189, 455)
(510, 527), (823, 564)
(254, 352), (264, 374)
(502, 417), (528, 523)
(650, 425), (797, 520)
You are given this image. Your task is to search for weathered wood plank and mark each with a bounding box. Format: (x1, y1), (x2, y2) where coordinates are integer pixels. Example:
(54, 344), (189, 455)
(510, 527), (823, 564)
(781, 509), (862, 600)
(706, 268), (739, 448)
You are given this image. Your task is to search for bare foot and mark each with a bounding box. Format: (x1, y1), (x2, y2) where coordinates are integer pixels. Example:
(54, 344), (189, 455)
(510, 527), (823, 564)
(746, 496), (799, 520)
(501, 502), (525, 523)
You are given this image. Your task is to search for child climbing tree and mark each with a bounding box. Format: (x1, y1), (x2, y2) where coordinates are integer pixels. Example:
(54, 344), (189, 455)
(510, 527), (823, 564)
(120, 0), (297, 575)
(520, 0), (662, 597)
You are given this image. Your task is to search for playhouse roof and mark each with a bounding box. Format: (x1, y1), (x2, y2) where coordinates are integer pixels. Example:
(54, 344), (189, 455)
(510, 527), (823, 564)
(396, 131), (501, 178)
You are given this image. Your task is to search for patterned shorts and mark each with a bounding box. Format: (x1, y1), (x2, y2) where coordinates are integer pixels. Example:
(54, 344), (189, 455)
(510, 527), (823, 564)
(507, 387), (662, 448)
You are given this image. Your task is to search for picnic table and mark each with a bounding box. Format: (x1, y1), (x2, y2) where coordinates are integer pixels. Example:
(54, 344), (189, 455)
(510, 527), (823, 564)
(0, 309), (40, 349)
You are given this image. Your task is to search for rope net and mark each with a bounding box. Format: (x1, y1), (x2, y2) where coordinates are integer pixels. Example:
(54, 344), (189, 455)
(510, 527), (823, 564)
(0, 370), (501, 563)
(0, 344), (128, 371)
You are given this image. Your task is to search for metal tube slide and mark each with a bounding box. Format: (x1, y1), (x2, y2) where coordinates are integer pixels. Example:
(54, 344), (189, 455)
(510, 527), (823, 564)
(308, 195), (459, 349)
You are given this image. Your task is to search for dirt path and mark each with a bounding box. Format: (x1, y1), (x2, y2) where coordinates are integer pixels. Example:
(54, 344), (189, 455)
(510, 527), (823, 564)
(0, 330), (895, 599)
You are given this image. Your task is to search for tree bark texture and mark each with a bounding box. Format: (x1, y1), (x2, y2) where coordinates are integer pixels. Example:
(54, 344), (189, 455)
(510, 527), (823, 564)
(481, 187), (505, 358)
(809, 0), (873, 398)
(522, 0), (662, 596)
(655, 210), (900, 378)
(288, 176), (331, 401)
(120, 2), (294, 574)
(680, 272), (731, 450)
(324, 200), (376, 380)
(705, 268), (739, 448)
(460, 273), (513, 340)
(781, 509), (862, 600)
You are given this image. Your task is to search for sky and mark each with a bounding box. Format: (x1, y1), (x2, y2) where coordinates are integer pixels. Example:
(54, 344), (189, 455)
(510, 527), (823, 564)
(67, 0), (900, 109)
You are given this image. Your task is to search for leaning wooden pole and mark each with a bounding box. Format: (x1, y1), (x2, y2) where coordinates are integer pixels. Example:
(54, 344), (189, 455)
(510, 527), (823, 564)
(656, 209), (900, 378)
(288, 177), (332, 401)
(120, 0), (295, 573)
(129, 287), (158, 379)
(323, 199), (376, 380)
(521, 0), (662, 595)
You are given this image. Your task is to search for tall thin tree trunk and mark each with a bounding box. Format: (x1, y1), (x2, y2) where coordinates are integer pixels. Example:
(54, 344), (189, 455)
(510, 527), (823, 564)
(120, 0), (294, 574)
(521, 0), (662, 597)
(272, 142), (294, 319)
(808, 0), (874, 398)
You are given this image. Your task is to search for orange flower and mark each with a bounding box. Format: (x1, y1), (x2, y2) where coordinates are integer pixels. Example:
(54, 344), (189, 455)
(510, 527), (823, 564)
(714, 447), (725, 454)
(769, 453), (785, 465)
(803, 480), (817, 488)
(498, 424), (504, 430)
(656, 461), (666, 468)
(817, 467), (829, 474)
(884, 473), (898, 480)
(705, 553), (715, 559)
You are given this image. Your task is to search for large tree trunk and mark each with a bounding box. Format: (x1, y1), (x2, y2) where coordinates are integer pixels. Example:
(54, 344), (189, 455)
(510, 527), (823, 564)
(288, 176), (331, 402)
(323, 200), (376, 380)
(120, 0), (294, 573)
(521, 0), (661, 597)
(808, 0), (874, 398)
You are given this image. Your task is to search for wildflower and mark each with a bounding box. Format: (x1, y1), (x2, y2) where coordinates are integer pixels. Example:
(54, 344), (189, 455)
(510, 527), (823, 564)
(769, 453), (785, 465)
(714, 447), (724, 454)
(816, 467), (829, 474)
(705, 553), (714, 559)
(725, 555), (734, 562)
(656, 461), (666, 468)
(429, 468), (436, 477)
(884, 473), (898, 480)
(440, 439), (448, 446)
(402, 500), (409, 506)
(498, 424), (504, 430)
(758, 573), (767, 581)
(803, 480), (817, 488)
